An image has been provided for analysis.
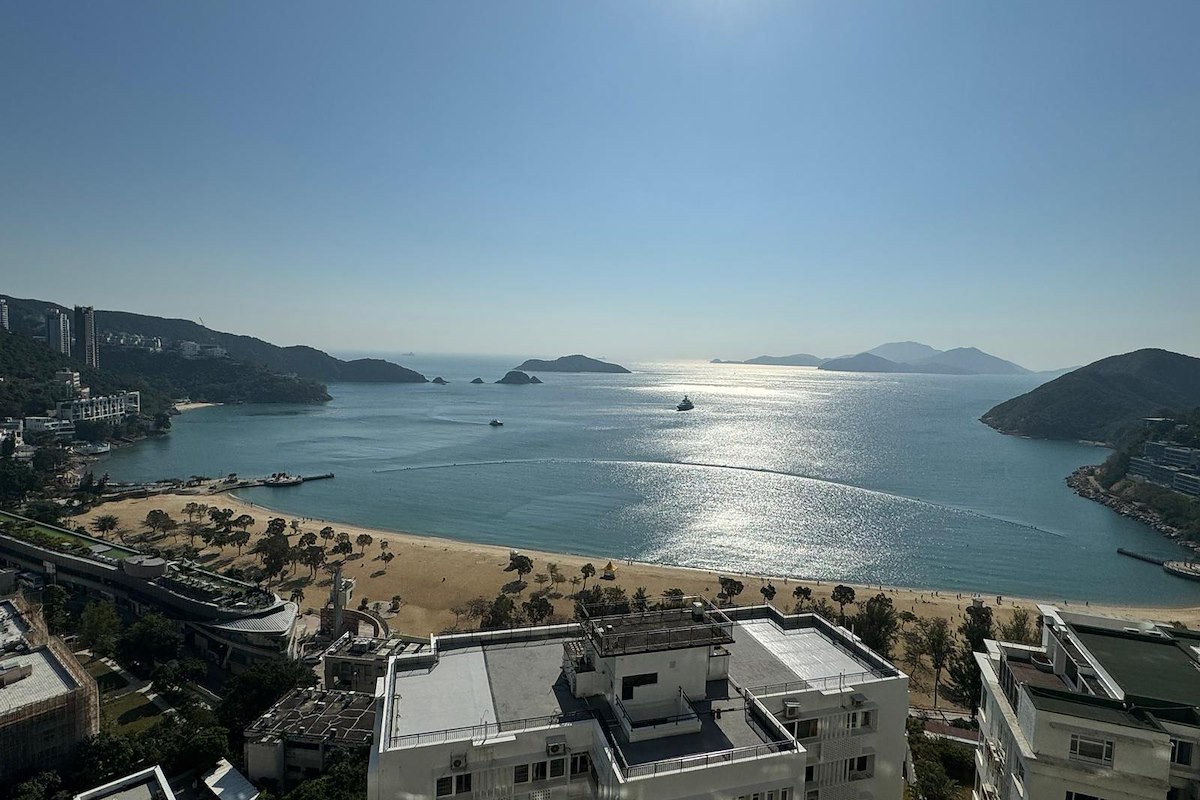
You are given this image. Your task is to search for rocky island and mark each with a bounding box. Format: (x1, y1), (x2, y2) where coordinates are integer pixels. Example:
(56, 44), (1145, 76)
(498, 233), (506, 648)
(470, 377), (484, 384)
(513, 354), (630, 373)
(496, 370), (541, 385)
(432, 377), (448, 385)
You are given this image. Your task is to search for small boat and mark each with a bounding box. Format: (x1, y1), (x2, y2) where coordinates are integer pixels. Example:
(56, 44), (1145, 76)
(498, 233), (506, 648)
(263, 472), (303, 487)
(489, 419), (504, 427)
(676, 395), (694, 412)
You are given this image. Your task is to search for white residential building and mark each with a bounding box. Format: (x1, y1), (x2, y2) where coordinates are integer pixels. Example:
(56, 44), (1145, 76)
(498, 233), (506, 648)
(56, 391), (140, 423)
(0, 298), (9, 331)
(975, 604), (1200, 800)
(368, 601), (908, 800)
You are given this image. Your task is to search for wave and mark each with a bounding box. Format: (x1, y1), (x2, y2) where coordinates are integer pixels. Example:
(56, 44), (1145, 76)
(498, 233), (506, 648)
(371, 457), (1065, 538)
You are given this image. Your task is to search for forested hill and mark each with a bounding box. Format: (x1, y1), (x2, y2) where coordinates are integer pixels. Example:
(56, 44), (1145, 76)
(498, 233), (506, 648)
(0, 329), (330, 418)
(981, 348), (1200, 445)
(1, 295), (427, 383)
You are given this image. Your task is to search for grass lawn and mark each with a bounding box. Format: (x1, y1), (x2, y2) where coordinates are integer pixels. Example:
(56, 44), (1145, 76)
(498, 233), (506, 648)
(102, 690), (163, 735)
(83, 658), (131, 694)
(0, 509), (140, 561)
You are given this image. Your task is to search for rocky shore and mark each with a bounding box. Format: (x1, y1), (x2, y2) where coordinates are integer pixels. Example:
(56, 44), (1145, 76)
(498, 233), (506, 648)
(1067, 466), (1198, 552)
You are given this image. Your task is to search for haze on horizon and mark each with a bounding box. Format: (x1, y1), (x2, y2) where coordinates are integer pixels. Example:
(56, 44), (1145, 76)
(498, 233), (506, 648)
(3, 2), (1198, 372)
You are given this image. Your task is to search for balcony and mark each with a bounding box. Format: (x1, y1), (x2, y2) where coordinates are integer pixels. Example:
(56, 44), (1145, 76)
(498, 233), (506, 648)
(614, 690), (702, 742)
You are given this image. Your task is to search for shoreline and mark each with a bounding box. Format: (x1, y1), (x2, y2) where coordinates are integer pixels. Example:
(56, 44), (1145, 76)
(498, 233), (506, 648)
(173, 401), (221, 413)
(1067, 466), (1199, 555)
(80, 491), (1200, 622)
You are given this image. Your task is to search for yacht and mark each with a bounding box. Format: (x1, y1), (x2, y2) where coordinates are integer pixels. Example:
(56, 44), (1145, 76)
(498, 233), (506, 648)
(263, 472), (303, 487)
(676, 395), (694, 412)
(489, 419), (504, 427)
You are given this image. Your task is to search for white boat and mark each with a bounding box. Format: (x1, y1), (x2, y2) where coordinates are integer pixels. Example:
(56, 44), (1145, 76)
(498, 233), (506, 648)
(676, 395), (694, 412)
(489, 419), (504, 427)
(263, 472), (303, 487)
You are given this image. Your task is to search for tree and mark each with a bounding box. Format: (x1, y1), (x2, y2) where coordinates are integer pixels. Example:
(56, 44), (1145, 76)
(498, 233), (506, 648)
(230, 528), (251, 555)
(948, 604), (994, 712)
(381, 551), (395, 571)
(151, 658), (205, 707)
(299, 530), (318, 548)
(464, 596), (490, 626)
(850, 593), (899, 660)
(522, 595), (554, 624)
(913, 758), (958, 800)
(302, 545), (326, 577)
(661, 587), (685, 607)
(631, 586), (650, 612)
(506, 554), (534, 590)
(998, 607), (1038, 644)
(41, 584), (70, 633)
(182, 502), (200, 522)
(831, 584), (856, 624)
(79, 601), (121, 657)
(319, 526), (336, 545)
(118, 612), (183, 676)
(533, 573), (550, 592)
(580, 562), (595, 588)
(718, 577), (744, 605)
(289, 587), (306, 604)
(332, 538), (354, 560)
(11, 772), (62, 800)
(182, 520), (205, 547)
(92, 514), (120, 536)
(232, 514), (255, 532)
(356, 533), (373, 553)
(144, 509), (170, 535)
(792, 585), (812, 611)
(760, 583), (777, 603)
(916, 617), (955, 708)
(481, 594), (517, 629)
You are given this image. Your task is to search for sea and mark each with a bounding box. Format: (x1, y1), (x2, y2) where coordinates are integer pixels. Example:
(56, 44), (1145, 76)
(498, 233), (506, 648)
(97, 355), (1200, 606)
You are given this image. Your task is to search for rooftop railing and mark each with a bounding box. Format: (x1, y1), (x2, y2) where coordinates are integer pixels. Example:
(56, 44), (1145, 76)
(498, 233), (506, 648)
(739, 669), (888, 698)
(388, 708), (595, 749)
(621, 739), (796, 779)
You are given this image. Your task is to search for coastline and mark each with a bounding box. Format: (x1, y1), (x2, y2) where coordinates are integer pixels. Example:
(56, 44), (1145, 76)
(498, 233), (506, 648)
(174, 401), (221, 413)
(78, 491), (1200, 636)
(1067, 466), (1198, 554)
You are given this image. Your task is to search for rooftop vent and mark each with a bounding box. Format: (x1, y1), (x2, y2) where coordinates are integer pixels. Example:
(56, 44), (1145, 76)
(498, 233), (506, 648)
(691, 601), (705, 621)
(0, 662), (33, 687)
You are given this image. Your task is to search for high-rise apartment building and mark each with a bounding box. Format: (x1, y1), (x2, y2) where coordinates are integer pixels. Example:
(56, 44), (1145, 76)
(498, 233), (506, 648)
(44, 309), (71, 356)
(73, 305), (98, 368)
(976, 604), (1200, 800)
(0, 298), (9, 331)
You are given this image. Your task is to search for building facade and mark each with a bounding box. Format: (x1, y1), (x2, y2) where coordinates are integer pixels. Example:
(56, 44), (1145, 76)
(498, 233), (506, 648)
(57, 391), (141, 424)
(44, 309), (71, 356)
(0, 597), (100, 781)
(975, 604), (1200, 800)
(368, 601), (908, 800)
(73, 305), (98, 369)
(323, 633), (422, 694)
(0, 299), (9, 331)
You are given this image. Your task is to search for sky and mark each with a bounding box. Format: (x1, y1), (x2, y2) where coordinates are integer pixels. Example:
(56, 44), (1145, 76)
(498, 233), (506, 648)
(2, 2), (1198, 371)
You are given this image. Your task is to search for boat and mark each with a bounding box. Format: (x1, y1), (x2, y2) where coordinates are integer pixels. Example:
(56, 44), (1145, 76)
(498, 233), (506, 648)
(676, 395), (694, 412)
(489, 419), (504, 427)
(263, 472), (303, 487)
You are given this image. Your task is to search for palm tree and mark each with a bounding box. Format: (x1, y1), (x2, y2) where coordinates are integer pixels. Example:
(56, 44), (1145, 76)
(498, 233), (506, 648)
(356, 533), (373, 553)
(381, 551), (395, 571)
(831, 584), (856, 624)
(91, 514), (119, 536)
(580, 563), (595, 589)
(289, 587), (305, 604)
(319, 526), (336, 546)
(792, 585), (813, 610)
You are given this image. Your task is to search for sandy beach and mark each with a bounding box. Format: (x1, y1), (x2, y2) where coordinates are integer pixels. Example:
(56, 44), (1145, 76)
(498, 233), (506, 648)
(74, 491), (1200, 710)
(173, 401), (221, 412)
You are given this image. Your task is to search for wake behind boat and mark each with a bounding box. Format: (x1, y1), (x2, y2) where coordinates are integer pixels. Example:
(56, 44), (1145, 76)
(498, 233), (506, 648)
(489, 419), (504, 427)
(676, 395), (694, 412)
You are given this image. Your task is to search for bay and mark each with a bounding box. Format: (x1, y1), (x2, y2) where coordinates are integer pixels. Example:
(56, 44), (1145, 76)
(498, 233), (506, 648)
(98, 355), (1200, 605)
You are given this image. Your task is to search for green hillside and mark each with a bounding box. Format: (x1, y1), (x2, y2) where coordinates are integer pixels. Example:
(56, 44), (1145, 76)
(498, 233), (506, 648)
(1, 295), (426, 383)
(981, 348), (1200, 445)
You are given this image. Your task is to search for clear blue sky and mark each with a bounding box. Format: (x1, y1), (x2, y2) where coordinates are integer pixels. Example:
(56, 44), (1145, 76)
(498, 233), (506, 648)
(3, 1), (1198, 370)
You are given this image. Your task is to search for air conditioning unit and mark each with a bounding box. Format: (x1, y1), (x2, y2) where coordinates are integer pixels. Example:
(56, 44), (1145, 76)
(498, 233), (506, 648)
(450, 753), (468, 771)
(547, 740), (567, 757)
(783, 700), (802, 719)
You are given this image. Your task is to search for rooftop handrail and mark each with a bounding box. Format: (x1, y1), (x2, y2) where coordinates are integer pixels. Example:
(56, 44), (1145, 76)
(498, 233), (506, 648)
(388, 707), (595, 748)
(621, 739), (795, 779)
(739, 669), (887, 698)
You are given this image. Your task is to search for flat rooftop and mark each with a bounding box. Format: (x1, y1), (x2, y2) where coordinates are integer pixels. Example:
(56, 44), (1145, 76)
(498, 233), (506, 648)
(326, 635), (416, 660)
(74, 766), (175, 800)
(582, 604), (735, 657)
(245, 688), (375, 745)
(1073, 625), (1200, 707)
(726, 619), (880, 690)
(0, 600), (79, 714)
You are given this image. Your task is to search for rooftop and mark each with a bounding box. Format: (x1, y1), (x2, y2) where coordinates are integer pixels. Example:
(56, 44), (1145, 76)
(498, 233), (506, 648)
(580, 603), (735, 657)
(0, 600), (80, 715)
(74, 766), (175, 800)
(1025, 685), (1162, 732)
(725, 618), (881, 691)
(325, 634), (417, 660)
(1072, 625), (1200, 707)
(244, 688), (375, 745)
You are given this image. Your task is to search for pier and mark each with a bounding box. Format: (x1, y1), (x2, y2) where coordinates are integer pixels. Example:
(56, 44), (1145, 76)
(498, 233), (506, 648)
(1117, 548), (1200, 583)
(1116, 548), (1167, 566)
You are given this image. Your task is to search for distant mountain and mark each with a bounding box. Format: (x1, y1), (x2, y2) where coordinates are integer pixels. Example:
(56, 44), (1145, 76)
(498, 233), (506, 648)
(1, 295), (427, 383)
(496, 370), (539, 385)
(917, 347), (1030, 375)
(513, 354), (630, 373)
(819, 353), (912, 373)
(981, 348), (1200, 445)
(866, 341), (943, 364)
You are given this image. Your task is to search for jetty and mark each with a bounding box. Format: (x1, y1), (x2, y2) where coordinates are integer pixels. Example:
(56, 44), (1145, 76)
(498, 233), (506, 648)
(198, 472), (335, 495)
(1116, 548), (1200, 583)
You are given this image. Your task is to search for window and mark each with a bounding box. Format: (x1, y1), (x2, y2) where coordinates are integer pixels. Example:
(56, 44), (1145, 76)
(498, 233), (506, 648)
(789, 718), (819, 738)
(549, 758), (565, 778)
(435, 777), (453, 798)
(570, 752), (591, 777)
(1171, 738), (1194, 766)
(455, 774), (471, 794)
(1064, 793), (1103, 800)
(533, 760), (548, 781)
(781, 790), (791, 800)
(435, 774), (471, 797)
(847, 710), (871, 729)
(621, 672), (658, 701)
(805, 765), (815, 781)
(1069, 734), (1114, 765)
(514, 765), (529, 784)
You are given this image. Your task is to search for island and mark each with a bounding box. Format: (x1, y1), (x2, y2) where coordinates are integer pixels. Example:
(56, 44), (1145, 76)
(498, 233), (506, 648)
(496, 370), (540, 385)
(470, 377), (484, 384)
(432, 377), (448, 385)
(981, 348), (1200, 445)
(713, 341), (1029, 374)
(512, 354), (630, 373)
